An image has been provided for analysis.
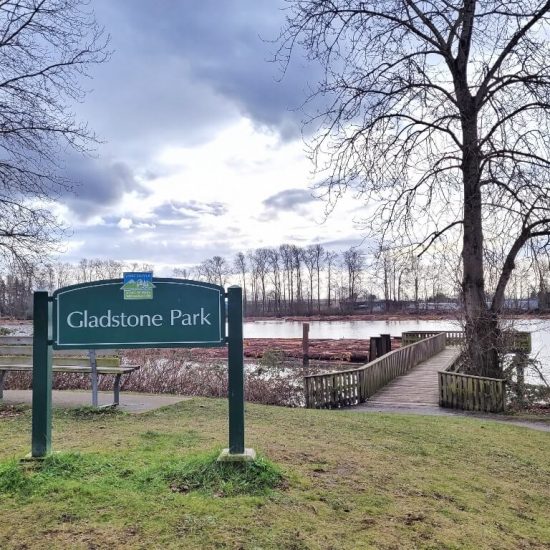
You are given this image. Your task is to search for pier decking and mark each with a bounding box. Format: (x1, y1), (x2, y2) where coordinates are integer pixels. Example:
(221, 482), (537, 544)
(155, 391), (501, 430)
(355, 347), (461, 410)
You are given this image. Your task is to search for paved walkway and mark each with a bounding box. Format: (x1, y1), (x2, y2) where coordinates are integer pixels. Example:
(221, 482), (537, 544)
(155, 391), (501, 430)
(1, 390), (190, 413)
(350, 402), (550, 432)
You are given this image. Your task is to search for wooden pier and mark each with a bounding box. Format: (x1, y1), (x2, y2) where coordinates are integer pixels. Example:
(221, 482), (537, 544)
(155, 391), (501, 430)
(304, 333), (446, 408)
(304, 330), (530, 412)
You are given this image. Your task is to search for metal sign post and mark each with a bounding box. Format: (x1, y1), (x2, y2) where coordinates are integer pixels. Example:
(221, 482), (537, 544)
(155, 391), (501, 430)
(228, 286), (244, 453)
(218, 285), (255, 461)
(31, 291), (52, 457)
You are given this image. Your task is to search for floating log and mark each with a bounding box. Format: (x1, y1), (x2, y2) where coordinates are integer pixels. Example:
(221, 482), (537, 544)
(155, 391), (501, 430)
(184, 338), (400, 363)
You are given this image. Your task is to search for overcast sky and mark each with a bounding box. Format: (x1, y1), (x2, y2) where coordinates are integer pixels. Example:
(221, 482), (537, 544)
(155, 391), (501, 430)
(57, 0), (365, 274)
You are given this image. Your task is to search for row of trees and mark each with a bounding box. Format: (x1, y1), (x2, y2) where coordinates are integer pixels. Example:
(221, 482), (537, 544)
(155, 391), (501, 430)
(0, 259), (153, 318)
(1, 245), (546, 318)
(191, 245), (455, 316)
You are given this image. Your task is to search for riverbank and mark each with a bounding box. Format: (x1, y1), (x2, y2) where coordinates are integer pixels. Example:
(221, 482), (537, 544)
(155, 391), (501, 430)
(244, 312), (550, 322)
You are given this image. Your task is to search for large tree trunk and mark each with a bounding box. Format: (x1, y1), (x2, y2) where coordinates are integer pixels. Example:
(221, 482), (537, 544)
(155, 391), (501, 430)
(461, 113), (501, 378)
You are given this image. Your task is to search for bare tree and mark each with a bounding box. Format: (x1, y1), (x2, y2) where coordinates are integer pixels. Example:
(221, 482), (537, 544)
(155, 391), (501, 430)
(210, 256), (229, 288)
(54, 262), (76, 288)
(78, 258), (93, 283)
(129, 262), (154, 274)
(0, 1), (108, 269)
(280, 244), (294, 311)
(267, 248), (282, 314)
(303, 245), (317, 313)
(233, 252), (248, 313)
(249, 248), (270, 314)
(311, 243), (325, 312)
(246, 251), (259, 314)
(410, 255), (420, 312)
(92, 259), (126, 279)
(197, 256), (229, 287)
(172, 267), (190, 279)
(325, 250), (338, 308)
(290, 245), (304, 311)
(342, 247), (364, 302)
(280, 1), (550, 376)
(303, 244), (325, 313)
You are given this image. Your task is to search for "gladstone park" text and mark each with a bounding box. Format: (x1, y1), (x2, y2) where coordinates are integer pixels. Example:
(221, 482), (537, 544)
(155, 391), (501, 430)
(66, 308), (213, 329)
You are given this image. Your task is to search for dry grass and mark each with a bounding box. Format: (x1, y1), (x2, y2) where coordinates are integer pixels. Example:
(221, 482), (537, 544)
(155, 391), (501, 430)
(0, 398), (549, 549)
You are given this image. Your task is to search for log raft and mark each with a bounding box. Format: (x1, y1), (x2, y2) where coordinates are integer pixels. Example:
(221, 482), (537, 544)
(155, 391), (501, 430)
(187, 337), (400, 363)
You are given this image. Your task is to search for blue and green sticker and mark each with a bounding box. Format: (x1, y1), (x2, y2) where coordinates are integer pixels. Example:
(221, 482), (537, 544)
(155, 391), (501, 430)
(121, 272), (155, 300)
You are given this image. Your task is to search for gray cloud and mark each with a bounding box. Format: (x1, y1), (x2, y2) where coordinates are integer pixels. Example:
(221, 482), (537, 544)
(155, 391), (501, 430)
(62, 156), (150, 219)
(151, 200), (228, 221)
(180, 200), (227, 217)
(151, 202), (195, 222)
(57, 1), (323, 228)
(51, 1), (344, 267)
(263, 188), (316, 212)
(75, 0), (321, 162)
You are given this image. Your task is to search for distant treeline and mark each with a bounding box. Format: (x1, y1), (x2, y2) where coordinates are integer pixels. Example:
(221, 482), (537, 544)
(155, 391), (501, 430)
(0, 243), (544, 319)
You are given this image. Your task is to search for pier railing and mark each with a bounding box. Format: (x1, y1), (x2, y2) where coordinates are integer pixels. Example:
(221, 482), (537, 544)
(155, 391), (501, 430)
(304, 333), (446, 409)
(402, 330), (531, 353)
(438, 352), (506, 412)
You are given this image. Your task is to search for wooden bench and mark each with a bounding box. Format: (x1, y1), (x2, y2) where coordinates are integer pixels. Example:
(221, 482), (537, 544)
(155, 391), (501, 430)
(0, 336), (139, 407)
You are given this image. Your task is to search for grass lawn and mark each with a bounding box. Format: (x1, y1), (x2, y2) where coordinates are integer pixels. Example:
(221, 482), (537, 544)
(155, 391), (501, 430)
(0, 399), (548, 550)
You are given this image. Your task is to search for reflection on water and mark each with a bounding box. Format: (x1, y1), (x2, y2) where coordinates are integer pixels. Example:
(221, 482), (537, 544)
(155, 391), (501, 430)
(244, 319), (463, 339)
(244, 318), (550, 382)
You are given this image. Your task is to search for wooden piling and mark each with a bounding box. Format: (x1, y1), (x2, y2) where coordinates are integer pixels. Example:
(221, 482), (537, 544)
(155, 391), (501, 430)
(369, 337), (378, 362)
(302, 323), (310, 367)
(381, 334), (392, 355)
(375, 336), (384, 358)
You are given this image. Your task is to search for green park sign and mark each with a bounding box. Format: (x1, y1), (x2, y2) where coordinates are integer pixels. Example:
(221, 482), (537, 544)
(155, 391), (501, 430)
(53, 278), (225, 349)
(31, 277), (251, 462)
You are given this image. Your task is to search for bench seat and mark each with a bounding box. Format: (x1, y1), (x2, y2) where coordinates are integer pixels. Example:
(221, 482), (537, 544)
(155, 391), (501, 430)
(0, 364), (138, 374)
(0, 336), (139, 406)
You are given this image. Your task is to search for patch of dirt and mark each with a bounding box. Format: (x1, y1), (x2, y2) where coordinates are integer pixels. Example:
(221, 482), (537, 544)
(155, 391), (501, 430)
(506, 404), (550, 417)
(0, 405), (26, 418)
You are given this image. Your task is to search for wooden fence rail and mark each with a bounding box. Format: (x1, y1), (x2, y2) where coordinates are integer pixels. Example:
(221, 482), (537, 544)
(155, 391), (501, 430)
(401, 331), (463, 346)
(402, 330), (531, 352)
(438, 361), (506, 413)
(304, 333), (446, 408)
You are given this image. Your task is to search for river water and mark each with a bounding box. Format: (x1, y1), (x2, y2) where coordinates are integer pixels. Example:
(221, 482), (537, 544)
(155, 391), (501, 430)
(244, 318), (550, 382)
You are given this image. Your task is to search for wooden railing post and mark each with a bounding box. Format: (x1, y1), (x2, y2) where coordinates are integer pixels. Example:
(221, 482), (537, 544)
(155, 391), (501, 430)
(304, 376), (311, 408)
